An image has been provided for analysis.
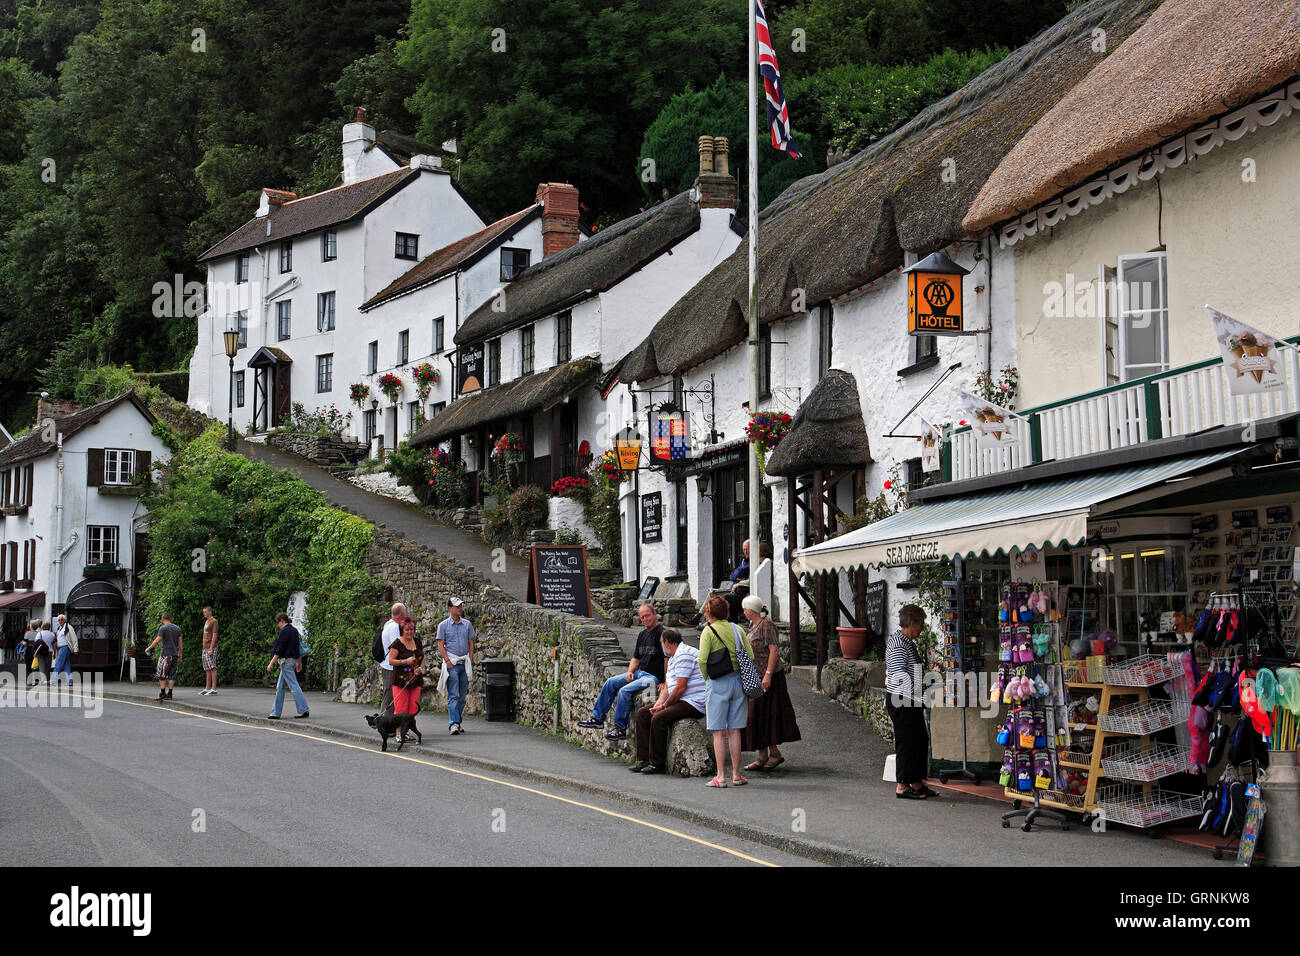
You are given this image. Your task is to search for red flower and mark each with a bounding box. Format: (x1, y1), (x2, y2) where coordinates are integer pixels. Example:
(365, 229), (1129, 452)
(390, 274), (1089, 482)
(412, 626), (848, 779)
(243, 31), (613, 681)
(959, 420), (968, 426)
(883, 480), (892, 490)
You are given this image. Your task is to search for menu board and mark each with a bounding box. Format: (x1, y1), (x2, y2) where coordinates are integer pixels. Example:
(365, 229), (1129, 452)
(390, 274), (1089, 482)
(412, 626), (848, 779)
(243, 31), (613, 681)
(526, 545), (592, 617)
(641, 492), (662, 543)
(864, 580), (887, 638)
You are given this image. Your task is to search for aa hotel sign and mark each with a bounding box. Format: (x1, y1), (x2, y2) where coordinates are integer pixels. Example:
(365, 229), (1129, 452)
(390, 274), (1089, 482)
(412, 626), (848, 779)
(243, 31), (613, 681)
(905, 251), (970, 336)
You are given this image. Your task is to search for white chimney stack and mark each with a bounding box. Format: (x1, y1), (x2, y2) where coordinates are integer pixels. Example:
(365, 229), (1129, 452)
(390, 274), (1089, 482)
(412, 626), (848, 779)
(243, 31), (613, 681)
(342, 106), (376, 185)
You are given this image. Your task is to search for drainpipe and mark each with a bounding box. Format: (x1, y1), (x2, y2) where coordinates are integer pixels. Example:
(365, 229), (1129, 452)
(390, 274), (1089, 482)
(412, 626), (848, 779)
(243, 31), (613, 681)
(551, 645), (560, 733)
(51, 433), (67, 610)
(984, 235), (993, 376)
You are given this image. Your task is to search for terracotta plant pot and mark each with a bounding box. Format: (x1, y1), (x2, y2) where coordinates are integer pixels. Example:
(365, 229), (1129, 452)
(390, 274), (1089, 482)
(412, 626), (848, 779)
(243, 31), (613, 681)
(837, 626), (869, 660)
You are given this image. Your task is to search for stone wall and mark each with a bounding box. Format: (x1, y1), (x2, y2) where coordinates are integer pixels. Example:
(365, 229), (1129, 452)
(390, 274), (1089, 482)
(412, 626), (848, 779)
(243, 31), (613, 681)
(353, 530), (714, 775)
(268, 431), (366, 465)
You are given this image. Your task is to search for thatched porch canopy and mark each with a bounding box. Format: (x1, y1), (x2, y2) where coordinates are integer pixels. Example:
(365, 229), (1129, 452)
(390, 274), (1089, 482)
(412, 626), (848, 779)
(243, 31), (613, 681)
(765, 370), (872, 477)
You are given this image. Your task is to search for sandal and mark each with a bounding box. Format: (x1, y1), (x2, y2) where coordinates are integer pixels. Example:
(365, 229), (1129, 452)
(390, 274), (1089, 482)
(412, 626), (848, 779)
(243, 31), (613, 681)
(896, 789), (926, 800)
(763, 756), (785, 770)
(911, 785), (940, 798)
(744, 761), (766, 772)
(706, 777), (727, 788)
(731, 775), (748, 786)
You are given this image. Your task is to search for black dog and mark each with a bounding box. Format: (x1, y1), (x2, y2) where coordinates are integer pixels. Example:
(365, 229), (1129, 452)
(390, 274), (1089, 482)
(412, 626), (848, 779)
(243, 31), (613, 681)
(366, 712), (422, 752)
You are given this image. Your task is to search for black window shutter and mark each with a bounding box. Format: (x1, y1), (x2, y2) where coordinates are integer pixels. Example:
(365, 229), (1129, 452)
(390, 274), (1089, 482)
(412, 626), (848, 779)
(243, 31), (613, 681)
(136, 450), (151, 479)
(24, 464), (32, 503)
(87, 448), (104, 487)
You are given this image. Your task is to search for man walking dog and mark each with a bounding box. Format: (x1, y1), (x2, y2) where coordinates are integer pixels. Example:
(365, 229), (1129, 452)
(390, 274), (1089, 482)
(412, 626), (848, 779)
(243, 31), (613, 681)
(436, 598), (475, 736)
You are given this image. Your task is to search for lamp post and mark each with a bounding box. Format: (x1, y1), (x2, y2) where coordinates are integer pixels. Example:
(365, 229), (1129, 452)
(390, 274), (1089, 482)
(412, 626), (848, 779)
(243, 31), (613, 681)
(223, 324), (240, 451)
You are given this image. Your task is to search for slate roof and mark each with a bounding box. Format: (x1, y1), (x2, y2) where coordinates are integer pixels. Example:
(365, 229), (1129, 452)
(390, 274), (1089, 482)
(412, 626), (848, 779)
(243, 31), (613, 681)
(410, 357), (602, 445)
(965, 0), (1300, 230)
(620, 0), (1160, 383)
(362, 204), (543, 310)
(454, 192), (700, 346)
(0, 392), (155, 467)
(198, 167), (421, 262)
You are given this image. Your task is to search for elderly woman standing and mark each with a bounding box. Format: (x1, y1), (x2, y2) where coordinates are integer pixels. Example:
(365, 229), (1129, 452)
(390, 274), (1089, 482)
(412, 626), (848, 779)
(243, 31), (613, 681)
(887, 604), (937, 800)
(697, 594), (749, 787)
(741, 595), (800, 771)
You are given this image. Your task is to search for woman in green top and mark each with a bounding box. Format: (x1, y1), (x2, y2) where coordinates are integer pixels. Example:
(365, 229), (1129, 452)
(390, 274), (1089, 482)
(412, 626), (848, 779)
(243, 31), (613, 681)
(698, 595), (749, 787)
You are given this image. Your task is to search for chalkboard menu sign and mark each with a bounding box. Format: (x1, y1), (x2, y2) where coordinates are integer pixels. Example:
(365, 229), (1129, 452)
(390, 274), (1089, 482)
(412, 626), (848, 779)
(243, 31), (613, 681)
(864, 580), (887, 638)
(637, 577), (660, 603)
(641, 492), (662, 543)
(526, 545), (592, 617)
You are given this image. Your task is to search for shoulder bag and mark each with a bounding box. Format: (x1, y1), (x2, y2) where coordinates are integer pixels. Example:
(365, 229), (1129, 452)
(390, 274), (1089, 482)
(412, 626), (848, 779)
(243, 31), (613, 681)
(703, 624), (734, 679)
(730, 623), (764, 699)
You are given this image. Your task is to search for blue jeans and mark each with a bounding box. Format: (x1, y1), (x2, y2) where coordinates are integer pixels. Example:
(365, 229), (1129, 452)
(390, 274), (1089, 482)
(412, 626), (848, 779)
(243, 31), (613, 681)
(591, 670), (657, 729)
(272, 659), (308, 716)
(446, 662), (468, 727)
(52, 646), (74, 683)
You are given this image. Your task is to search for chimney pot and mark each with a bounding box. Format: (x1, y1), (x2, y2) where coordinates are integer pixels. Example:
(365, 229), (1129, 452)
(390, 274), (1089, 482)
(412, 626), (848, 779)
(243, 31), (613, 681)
(713, 137), (730, 177)
(355, 106), (366, 123)
(698, 135), (715, 175)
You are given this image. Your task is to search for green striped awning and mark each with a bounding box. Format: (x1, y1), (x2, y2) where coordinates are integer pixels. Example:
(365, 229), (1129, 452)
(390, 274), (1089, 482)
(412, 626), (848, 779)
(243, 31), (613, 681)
(792, 450), (1243, 574)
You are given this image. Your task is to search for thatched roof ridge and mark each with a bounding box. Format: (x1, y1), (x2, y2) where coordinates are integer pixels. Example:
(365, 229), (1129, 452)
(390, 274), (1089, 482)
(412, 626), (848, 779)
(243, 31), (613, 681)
(621, 0), (1160, 384)
(765, 370), (872, 477)
(409, 357), (602, 445)
(455, 192), (700, 346)
(965, 0), (1300, 232)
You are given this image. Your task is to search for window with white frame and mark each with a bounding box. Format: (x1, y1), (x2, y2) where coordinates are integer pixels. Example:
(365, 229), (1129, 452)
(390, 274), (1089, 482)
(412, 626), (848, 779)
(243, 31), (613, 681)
(236, 253), (249, 284)
(363, 409), (376, 443)
(279, 240), (293, 273)
(322, 229), (337, 261)
(368, 340), (378, 374)
(104, 449), (136, 485)
(432, 316), (444, 354)
(408, 400), (420, 434)
(236, 310), (248, 349)
(276, 300), (291, 340)
(521, 324), (535, 375)
(316, 354), (333, 393)
(1116, 252), (1168, 382)
(398, 329), (409, 365)
(87, 525), (120, 565)
(317, 291), (335, 331)
(555, 311), (571, 364)
(488, 338), (501, 387)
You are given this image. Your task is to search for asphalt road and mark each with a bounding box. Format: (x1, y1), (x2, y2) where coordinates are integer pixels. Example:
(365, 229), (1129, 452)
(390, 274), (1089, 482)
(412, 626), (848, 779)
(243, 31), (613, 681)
(1, 698), (816, 867)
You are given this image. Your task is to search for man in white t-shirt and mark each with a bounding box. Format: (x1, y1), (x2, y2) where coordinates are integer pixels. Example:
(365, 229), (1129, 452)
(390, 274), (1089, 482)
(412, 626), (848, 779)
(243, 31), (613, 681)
(379, 603), (405, 716)
(630, 629), (707, 775)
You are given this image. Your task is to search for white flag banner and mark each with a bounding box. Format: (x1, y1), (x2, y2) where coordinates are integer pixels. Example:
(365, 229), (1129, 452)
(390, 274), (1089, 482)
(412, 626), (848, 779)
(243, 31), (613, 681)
(921, 420), (944, 472)
(1208, 306), (1287, 395)
(959, 392), (1022, 449)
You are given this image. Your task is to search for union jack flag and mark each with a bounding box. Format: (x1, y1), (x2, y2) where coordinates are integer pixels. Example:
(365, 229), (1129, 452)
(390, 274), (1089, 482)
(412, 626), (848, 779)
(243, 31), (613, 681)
(755, 0), (801, 159)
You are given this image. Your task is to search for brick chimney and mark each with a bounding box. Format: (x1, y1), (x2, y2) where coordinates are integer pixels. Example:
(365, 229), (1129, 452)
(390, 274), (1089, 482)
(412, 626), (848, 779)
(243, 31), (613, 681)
(37, 396), (82, 423)
(257, 187), (297, 217)
(536, 183), (581, 257)
(694, 134), (738, 210)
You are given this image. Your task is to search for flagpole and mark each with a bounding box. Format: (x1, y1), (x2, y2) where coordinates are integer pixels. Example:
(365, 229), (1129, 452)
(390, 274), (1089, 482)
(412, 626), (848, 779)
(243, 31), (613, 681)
(746, 0), (760, 597)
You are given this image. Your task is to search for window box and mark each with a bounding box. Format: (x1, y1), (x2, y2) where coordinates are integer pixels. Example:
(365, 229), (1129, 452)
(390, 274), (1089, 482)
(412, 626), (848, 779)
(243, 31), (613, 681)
(0, 581), (12, 593)
(14, 578), (33, 590)
(83, 563), (123, 578)
(97, 484), (144, 497)
(2, 504), (28, 517)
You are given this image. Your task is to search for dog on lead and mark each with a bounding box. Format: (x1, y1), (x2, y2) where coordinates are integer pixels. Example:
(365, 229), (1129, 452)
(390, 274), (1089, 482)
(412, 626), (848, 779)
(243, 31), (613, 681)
(365, 712), (422, 751)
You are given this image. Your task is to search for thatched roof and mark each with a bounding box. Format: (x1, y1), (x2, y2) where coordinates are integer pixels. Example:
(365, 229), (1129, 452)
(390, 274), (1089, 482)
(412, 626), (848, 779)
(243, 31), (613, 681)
(966, 0), (1300, 232)
(199, 168), (420, 262)
(363, 204), (541, 310)
(455, 192), (700, 346)
(409, 357), (602, 445)
(765, 370), (872, 477)
(620, 0), (1160, 383)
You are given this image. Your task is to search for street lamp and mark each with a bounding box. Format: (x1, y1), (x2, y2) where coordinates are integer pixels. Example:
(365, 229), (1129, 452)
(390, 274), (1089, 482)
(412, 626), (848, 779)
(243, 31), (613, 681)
(223, 323), (240, 451)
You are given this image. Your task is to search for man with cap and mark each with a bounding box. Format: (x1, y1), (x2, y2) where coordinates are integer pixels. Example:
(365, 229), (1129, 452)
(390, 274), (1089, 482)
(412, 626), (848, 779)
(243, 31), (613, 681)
(436, 598), (475, 735)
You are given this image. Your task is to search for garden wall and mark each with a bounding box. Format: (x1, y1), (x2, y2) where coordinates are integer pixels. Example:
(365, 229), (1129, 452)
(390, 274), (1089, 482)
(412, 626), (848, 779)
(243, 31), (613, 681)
(268, 432), (366, 465)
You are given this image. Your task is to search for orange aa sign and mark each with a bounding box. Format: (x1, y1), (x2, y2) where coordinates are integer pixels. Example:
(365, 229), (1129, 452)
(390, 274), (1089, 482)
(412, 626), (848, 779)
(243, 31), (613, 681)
(904, 251), (970, 336)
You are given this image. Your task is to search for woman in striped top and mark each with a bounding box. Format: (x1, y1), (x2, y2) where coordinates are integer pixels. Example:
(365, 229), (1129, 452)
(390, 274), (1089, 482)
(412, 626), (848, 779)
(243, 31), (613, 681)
(886, 604), (937, 800)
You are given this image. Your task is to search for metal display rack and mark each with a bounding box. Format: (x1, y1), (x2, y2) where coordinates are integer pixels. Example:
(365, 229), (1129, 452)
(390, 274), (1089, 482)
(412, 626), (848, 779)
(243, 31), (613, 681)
(938, 579), (983, 785)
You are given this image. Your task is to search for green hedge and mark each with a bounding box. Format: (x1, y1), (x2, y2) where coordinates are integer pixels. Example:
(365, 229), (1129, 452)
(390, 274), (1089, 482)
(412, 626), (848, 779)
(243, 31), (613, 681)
(140, 425), (382, 688)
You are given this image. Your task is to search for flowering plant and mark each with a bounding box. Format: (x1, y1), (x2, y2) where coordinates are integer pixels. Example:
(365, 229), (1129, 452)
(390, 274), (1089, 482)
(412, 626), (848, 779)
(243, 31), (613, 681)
(377, 372), (403, 403)
(551, 475), (588, 498)
(745, 410), (793, 474)
(972, 365), (1019, 410)
(491, 432), (525, 462)
(349, 383), (370, 409)
(593, 449), (623, 488)
(411, 362), (439, 400)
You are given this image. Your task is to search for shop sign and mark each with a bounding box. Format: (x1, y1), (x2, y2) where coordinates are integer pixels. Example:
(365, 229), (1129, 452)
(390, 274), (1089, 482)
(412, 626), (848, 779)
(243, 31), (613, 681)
(884, 540), (942, 566)
(959, 392), (1022, 449)
(1208, 306), (1287, 395)
(1232, 509), (1259, 529)
(1267, 505), (1292, 525)
(907, 271), (965, 335)
(1191, 514), (1219, 534)
(650, 409), (690, 462)
(457, 344), (484, 395)
(614, 427), (642, 472)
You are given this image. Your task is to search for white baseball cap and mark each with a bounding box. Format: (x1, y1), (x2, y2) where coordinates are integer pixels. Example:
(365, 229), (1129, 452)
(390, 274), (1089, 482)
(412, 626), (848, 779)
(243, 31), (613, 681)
(448, 597), (464, 608)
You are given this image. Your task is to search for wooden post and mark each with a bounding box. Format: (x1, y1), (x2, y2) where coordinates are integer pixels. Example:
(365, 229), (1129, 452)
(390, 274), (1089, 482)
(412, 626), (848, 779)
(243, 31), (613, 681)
(813, 469), (826, 688)
(788, 476), (801, 666)
(853, 467), (867, 629)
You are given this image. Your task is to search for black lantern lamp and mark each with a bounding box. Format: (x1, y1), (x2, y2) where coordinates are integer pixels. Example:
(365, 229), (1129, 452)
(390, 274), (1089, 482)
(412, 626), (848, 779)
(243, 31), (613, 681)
(223, 323), (240, 450)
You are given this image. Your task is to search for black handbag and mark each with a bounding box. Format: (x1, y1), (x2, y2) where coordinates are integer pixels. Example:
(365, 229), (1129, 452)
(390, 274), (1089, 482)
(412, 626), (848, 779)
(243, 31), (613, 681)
(704, 625), (734, 679)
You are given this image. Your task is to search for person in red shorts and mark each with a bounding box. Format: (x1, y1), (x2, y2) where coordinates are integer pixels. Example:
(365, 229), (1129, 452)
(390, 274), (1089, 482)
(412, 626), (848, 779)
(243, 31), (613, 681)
(387, 617), (424, 743)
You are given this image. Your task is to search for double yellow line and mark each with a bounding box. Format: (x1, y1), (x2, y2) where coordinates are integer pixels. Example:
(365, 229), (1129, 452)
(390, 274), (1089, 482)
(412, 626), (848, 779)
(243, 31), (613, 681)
(85, 694), (780, 867)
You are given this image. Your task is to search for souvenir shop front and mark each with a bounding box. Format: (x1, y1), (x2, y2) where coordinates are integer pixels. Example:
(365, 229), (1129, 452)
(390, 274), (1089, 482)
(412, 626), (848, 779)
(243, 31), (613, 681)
(794, 449), (1299, 862)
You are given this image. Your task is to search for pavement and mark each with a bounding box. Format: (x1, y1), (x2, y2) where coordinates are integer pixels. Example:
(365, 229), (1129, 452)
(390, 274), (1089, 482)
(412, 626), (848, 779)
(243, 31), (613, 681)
(237, 439), (531, 599)
(81, 678), (1219, 867)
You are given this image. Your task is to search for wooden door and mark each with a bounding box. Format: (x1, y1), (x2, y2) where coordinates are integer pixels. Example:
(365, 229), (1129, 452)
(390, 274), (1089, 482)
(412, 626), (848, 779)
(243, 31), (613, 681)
(272, 364), (292, 427)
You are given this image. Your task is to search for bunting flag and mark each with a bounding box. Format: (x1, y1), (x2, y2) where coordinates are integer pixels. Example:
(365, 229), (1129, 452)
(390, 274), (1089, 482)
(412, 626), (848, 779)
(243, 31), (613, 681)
(1207, 305), (1287, 395)
(755, 0), (801, 158)
(959, 392), (1023, 450)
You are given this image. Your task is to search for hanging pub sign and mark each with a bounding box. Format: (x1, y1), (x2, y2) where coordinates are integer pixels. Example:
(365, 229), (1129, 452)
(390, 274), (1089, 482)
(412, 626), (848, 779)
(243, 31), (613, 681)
(650, 408), (691, 463)
(904, 251), (970, 336)
(457, 343), (485, 395)
(959, 391), (1022, 449)
(1208, 306), (1287, 395)
(614, 427), (642, 473)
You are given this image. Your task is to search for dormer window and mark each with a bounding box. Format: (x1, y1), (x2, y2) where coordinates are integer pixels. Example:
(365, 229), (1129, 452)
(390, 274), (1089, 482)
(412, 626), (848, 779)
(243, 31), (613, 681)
(395, 233), (419, 260)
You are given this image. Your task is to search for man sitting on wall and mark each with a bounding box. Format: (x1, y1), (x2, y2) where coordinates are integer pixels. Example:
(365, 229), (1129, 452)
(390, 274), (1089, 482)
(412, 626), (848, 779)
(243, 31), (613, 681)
(629, 628), (706, 774)
(578, 603), (664, 740)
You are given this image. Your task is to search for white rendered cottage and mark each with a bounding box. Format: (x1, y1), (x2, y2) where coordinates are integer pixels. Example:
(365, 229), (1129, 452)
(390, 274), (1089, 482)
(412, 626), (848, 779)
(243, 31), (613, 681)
(187, 113), (491, 442)
(0, 393), (170, 670)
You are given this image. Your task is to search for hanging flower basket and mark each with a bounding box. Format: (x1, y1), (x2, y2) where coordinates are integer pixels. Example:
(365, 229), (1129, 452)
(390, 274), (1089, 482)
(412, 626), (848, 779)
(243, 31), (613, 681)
(491, 432), (525, 463)
(377, 372), (403, 404)
(349, 383), (371, 409)
(412, 362), (439, 401)
(593, 449), (623, 488)
(745, 410), (792, 474)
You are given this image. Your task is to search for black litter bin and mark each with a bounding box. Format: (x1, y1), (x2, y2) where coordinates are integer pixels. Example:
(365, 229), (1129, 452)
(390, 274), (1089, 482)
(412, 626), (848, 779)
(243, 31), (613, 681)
(483, 658), (515, 721)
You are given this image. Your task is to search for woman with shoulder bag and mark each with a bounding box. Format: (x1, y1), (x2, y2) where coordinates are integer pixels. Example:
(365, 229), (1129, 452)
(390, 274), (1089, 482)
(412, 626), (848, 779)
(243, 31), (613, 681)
(741, 595), (800, 771)
(388, 617), (425, 740)
(698, 595), (751, 787)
